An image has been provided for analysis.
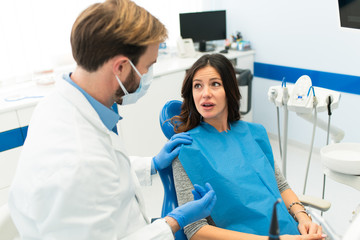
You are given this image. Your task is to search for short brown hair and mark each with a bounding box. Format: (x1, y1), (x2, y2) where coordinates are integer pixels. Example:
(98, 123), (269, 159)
(71, 0), (168, 72)
(173, 54), (241, 133)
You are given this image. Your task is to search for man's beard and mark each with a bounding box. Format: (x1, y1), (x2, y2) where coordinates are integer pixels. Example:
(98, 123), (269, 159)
(114, 69), (138, 105)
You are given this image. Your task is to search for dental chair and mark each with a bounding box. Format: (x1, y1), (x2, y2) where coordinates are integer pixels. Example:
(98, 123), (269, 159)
(0, 204), (19, 240)
(158, 100), (187, 240)
(159, 100), (333, 240)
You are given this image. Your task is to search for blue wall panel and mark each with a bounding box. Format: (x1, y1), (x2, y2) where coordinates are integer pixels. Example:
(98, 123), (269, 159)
(254, 62), (360, 95)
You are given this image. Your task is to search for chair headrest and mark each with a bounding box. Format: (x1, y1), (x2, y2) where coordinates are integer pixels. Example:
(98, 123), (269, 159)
(159, 100), (182, 140)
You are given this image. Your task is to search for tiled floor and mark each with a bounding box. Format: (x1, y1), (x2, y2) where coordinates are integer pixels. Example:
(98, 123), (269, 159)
(141, 134), (360, 238)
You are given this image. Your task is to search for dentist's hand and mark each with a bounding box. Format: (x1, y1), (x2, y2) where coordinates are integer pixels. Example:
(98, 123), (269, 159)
(192, 183), (212, 200)
(153, 132), (192, 171)
(167, 183), (217, 229)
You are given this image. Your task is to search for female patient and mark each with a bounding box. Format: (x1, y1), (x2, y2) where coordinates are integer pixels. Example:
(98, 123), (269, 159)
(171, 54), (325, 240)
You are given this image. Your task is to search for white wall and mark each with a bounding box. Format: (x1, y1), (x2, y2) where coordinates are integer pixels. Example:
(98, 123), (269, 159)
(133, 0), (205, 48)
(0, 0), (100, 84)
(213, 0), (360, 147)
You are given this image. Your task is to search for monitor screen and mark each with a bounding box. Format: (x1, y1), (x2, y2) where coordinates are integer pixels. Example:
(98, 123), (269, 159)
(179, 10), (226, 52)
(338, 0), (360, 29)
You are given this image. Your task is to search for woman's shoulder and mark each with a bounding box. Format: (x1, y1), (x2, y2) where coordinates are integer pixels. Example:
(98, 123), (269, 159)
(186, 124), (204, 135)
(232, 120), (266, 133)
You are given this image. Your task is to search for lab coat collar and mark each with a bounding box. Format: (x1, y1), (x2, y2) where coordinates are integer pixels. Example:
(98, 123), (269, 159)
(62, 73), (121, 133)
(55, 76), (128, 153)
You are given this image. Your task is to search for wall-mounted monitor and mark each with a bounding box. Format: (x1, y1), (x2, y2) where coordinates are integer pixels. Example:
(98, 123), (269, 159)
(179, 10), (226, 52)
(338, 0), (360, 29)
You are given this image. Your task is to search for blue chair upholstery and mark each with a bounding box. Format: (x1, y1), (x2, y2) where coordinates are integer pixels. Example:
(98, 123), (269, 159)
(158, 100), (187, 240)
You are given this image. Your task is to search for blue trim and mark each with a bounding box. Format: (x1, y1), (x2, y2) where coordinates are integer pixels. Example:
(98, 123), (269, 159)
(20, 126), (29, 141)
(0, 126), (28, 152)
(0, 106), (119, 152)
(254, 62), (360, 95)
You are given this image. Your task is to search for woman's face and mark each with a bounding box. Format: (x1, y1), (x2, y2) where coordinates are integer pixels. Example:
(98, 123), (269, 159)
(192, 66), (228, 126)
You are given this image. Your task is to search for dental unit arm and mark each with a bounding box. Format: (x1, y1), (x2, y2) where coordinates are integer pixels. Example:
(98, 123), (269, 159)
(297, 112), (344, 143)
(268, 75), (341, 114)
(268, 75), (343, 179)
(268, 76), (343, 143)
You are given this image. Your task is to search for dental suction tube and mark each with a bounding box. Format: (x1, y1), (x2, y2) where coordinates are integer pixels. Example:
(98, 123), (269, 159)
(269, 199), (282, 240)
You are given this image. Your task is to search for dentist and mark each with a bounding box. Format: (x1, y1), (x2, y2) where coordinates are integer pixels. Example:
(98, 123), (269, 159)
(8, 0), (216, 239)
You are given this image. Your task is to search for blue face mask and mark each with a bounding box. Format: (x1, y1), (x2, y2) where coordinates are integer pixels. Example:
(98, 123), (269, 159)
(115, 60), (153, 105)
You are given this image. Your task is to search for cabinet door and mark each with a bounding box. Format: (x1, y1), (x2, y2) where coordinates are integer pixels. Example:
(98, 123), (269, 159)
(236, 54), (254, 73)
(118, 71), (185, 157)
(0, 147), (22, 206)
(17, 106), (36, 127)
(0, 111), (19, 133)
(0, 106), (36, 205)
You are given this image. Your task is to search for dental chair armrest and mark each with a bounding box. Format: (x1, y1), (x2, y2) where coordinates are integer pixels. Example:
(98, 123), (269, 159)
(298, 194), (331, 212)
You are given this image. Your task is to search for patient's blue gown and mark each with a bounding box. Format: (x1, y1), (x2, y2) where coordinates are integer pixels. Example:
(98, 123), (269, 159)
(178, 121), (299, 236)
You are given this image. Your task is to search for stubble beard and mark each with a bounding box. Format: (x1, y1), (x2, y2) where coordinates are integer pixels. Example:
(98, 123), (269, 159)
(114, 69), (138, 105)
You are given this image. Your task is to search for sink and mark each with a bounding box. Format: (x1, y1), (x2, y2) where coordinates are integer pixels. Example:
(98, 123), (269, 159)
(321, 142), (360, 175)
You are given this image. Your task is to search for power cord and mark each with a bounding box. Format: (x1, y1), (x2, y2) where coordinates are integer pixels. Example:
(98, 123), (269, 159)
(322, 95), (333, 216)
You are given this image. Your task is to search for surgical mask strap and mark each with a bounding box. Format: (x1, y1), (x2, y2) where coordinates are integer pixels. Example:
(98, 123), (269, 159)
(115, 75), (129, 95)
(128, 60), (142, 78)
(115, 60), (142, 95)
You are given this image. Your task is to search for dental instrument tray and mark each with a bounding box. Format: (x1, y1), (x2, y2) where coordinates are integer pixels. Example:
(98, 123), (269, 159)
(321, 142), (360, 175)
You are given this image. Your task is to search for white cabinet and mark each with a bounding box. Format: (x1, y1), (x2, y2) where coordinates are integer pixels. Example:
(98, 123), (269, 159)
(0, 111), (19, 133)
(0, 107), (35, 206)
(0, 148), (22, 205)
(235, 53), (254, 72)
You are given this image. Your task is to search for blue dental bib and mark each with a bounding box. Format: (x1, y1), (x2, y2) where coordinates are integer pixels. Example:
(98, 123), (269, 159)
(178, 121), (299, 236)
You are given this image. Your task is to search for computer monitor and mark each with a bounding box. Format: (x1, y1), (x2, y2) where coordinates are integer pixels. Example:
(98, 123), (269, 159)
(179, 10), (226, 52)
(338, 0), (360, 29)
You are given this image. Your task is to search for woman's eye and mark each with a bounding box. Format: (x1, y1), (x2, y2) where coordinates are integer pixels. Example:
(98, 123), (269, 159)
(213, 82), (221, 87)
(194, 83), (201, 89)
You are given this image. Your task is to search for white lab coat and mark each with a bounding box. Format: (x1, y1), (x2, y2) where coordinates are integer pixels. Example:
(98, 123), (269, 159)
(8, 78), (174, 240)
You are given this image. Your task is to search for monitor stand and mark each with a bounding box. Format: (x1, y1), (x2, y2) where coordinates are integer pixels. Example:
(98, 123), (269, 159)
(199, 40), (215, 52)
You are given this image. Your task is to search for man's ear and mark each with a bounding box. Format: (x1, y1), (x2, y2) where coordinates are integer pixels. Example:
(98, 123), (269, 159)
(112, 56), (129, 75)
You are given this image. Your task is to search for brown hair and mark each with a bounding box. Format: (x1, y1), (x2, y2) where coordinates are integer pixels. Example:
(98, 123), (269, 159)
(172, 54), (241, 133)
(71, 0), (168, 72)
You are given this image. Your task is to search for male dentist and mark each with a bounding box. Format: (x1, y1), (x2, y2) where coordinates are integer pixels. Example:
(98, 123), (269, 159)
(8, 0), (216, 239)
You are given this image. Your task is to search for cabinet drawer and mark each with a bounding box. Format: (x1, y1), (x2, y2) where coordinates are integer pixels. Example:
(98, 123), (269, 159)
(17, 106), (36, 127)
(0, 111), (18, 132)
(0, 147), (21, 190)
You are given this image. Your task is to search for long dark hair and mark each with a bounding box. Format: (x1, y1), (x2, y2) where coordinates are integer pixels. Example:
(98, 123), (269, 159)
(172, 54), (241, 133)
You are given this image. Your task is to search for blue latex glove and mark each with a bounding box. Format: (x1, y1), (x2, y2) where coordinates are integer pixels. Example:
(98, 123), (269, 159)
(153, 132), (192, 171)
(192, 183), (212, 200)
(167, 183), (217, 229)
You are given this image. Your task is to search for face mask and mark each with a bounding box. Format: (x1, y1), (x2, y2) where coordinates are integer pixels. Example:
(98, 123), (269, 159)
(115, 60), (153, 105)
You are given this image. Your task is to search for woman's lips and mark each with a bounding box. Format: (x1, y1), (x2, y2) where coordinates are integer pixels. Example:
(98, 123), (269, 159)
(201, 103), (215, 110)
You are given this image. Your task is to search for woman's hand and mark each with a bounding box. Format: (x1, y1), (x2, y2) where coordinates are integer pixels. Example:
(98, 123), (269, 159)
(298, 219), (322, 235)
(280, 233), (327, 240)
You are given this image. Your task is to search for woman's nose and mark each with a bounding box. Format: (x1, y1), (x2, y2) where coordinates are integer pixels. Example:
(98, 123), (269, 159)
(202, 86), (211, 98)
